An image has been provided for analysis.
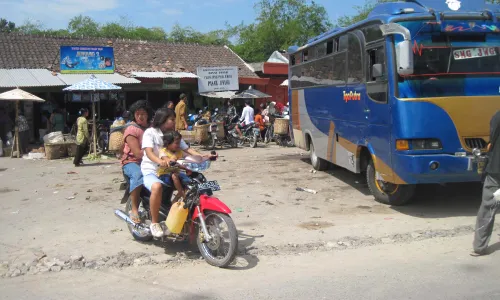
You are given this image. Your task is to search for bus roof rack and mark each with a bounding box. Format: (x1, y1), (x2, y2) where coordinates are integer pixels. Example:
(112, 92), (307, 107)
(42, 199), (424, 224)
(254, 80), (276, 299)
(307, 27), (343, 44)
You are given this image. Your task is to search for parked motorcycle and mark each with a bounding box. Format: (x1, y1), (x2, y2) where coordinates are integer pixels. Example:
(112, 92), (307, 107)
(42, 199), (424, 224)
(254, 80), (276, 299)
(97, 120), (112, 153)
(231, 121), (259, 148)
(222, 114), (240, 148)
(115, 153), (238, 268)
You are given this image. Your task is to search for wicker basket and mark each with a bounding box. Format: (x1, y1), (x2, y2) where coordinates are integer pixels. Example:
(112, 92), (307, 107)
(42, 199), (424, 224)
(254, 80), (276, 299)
(194, 124), (210, 143)
(179, 130), (195, 144)
(274, 119), (289, 135)
(45, 143), (67, 160)
(109, 131), (124, 152)
(66, 143), (78, 157)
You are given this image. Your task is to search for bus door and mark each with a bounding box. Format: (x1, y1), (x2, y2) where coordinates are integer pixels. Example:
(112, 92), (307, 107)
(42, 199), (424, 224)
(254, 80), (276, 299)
(364, 42), (393, 173)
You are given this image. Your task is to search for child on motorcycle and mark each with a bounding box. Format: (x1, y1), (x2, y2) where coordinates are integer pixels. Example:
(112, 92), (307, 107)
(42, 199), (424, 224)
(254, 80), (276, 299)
(158, 131), (191, 203)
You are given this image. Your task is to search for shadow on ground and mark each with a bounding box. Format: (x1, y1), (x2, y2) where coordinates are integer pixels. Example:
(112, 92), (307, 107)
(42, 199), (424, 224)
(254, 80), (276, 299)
(392, 182), (482, 218)
(146, 230), (261, 271)
(288, 153), (482, 218)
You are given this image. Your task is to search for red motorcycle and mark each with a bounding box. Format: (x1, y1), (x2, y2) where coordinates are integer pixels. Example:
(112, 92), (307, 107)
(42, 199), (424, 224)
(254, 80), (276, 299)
(115, 153), (238, 268)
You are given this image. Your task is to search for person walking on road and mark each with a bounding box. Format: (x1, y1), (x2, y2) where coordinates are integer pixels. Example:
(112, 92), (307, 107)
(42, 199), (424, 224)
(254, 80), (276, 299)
(73, 108), (89, 167)
(472, 110), (500, 256)
(175, 94), (188, 131)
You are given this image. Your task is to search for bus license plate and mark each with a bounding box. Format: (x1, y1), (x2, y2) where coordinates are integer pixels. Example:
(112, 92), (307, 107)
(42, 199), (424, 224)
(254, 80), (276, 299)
(198, 181), (221, 192)
(477, 161), (486, 174)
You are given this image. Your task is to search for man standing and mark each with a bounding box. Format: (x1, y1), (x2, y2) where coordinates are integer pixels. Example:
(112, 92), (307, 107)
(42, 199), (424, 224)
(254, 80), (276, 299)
(472, 110), (500, 256)
(175, 94), (187, 130)
(235, 99), (254, 137)
(240, 99), (254, 125)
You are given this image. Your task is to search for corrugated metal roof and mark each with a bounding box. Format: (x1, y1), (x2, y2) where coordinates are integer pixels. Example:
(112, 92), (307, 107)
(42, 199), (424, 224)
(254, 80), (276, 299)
(0, 69), (66, 88)
(57, 73), (141, 85)
(8, 69), (40, 87)
(0, 70), (16, 88)
(131, 71), (199, 79)
(29, 69), (66, 86)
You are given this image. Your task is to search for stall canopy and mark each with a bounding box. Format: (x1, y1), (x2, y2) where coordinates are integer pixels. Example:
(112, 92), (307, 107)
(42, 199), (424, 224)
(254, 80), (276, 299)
(63, 75), (121, 156)
(199, 91), (236, 99)
(231, 86), (272, 99)
(0, 88), (45, 158)
(131, 72), (199, 79)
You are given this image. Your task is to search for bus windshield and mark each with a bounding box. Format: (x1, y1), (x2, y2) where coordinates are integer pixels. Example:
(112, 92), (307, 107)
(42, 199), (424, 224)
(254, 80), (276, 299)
(396, 21), (500, 98)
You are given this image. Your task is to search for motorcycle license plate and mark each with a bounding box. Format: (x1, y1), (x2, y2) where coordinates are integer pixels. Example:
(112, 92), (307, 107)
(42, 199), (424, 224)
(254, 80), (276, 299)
(253, 128), (260, 135)
(198, 181), (221, 192)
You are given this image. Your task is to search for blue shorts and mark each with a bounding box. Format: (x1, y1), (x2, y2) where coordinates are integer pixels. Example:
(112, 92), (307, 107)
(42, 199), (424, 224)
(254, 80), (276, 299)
(143, 173), (164, 192)
(123, 163), (143, 193)
(159, 173), (192, 186)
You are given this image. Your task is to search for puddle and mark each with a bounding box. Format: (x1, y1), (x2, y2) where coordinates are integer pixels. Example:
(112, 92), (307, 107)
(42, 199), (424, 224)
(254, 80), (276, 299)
(298, 221), (334, 230)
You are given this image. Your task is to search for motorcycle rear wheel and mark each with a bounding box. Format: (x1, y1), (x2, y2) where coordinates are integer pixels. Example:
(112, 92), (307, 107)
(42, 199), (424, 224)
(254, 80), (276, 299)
(197, 211), (238, 268)
(250, 135), (258, 148)
(125, 197), (153, 242)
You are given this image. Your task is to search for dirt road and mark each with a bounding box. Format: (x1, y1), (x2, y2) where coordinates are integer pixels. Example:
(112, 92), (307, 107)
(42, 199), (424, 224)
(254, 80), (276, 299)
(0, 145), (497, 298)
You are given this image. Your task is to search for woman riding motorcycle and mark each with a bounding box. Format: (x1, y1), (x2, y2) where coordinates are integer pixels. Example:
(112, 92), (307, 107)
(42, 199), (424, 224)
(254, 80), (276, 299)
(121, 100), (152, 224)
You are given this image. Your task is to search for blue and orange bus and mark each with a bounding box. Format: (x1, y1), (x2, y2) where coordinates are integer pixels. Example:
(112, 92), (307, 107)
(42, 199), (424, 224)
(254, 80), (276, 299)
(288, 0), (500, 205)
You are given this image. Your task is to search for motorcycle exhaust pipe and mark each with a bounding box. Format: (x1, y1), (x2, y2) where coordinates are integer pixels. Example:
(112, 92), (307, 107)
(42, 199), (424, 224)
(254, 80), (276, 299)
(114, 209), (145, 228)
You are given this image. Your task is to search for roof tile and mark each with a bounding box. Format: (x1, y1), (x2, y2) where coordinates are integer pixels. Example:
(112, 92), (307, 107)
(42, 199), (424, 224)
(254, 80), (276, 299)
(0, 33), (257, 78)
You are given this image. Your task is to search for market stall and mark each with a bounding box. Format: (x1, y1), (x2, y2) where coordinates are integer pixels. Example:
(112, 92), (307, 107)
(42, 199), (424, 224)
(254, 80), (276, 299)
(0, 88), (45, 158)
(63, 75), (122, 157)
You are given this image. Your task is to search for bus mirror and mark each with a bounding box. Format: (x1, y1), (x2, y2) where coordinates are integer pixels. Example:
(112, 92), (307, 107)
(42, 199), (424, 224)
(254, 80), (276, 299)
(372, 64), (384, 79)
(395, 40), (414, 76)
(379, 23), (414, 76)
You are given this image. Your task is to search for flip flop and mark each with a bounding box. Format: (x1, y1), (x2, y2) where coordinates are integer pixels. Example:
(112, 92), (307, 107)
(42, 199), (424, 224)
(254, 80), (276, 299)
(129, 211), (141, 224)
(470, 251), (486, 257)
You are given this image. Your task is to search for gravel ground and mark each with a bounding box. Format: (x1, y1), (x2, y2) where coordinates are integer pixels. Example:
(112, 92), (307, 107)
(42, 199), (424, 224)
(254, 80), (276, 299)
(0, 144), (491, 278)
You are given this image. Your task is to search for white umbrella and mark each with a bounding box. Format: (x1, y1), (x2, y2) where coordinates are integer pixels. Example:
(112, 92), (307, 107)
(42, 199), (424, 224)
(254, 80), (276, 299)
(280, 79), (288, 87)
(0, 88), (45, 158)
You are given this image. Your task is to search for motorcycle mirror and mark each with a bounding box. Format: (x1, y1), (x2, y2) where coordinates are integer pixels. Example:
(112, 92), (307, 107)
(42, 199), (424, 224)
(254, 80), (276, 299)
(199, 110), (203, 114)
(215, 108), (219, 112)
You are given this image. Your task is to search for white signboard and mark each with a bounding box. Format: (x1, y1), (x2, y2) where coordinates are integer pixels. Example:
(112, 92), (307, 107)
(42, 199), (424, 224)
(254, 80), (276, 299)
(197, 66), (239, 93)
(453, 47), (497, 60)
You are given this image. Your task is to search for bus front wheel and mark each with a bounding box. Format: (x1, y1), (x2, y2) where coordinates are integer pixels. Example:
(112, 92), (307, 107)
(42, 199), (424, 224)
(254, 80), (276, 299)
(309, 140), (328, 171)
(366, 160), (415, 206)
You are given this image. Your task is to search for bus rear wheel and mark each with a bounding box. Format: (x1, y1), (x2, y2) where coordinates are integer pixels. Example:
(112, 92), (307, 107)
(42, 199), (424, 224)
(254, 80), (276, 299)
(366, 160), (415, 206)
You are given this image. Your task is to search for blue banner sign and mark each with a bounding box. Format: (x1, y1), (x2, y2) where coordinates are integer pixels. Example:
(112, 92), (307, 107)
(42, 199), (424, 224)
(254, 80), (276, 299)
(60, 46), (115, 74)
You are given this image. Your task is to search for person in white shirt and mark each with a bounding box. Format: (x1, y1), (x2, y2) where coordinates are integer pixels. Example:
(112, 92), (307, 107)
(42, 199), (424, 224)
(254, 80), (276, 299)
(141, 108), (214, 238)
(235, 99), (254, 137)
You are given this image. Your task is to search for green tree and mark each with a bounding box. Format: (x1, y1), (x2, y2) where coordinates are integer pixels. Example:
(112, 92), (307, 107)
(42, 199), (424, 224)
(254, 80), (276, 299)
(0, 18), (15, 32)
(336, 0), (391, 27)
(16, 19), (44, 34)
(68, 15), (100, 37)
(230, 0), (332, 62)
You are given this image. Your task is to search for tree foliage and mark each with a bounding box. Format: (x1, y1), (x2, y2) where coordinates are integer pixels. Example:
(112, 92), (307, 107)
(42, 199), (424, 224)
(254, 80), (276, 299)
(336, 0), (392, 27)
(0, 18), (15, 32)
(230, 0), (332, 62)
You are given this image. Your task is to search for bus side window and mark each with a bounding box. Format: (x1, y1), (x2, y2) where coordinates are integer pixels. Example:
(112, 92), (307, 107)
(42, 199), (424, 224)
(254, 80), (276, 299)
(367, 46), (387, 103)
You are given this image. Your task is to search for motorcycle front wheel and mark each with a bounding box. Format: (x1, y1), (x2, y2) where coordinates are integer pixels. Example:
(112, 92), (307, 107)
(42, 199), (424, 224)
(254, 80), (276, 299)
(197, 211), (238, 268)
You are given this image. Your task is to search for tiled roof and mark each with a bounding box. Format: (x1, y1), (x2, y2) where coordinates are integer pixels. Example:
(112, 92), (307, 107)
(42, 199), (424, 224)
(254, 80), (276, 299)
(0, 33), (258, 78)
